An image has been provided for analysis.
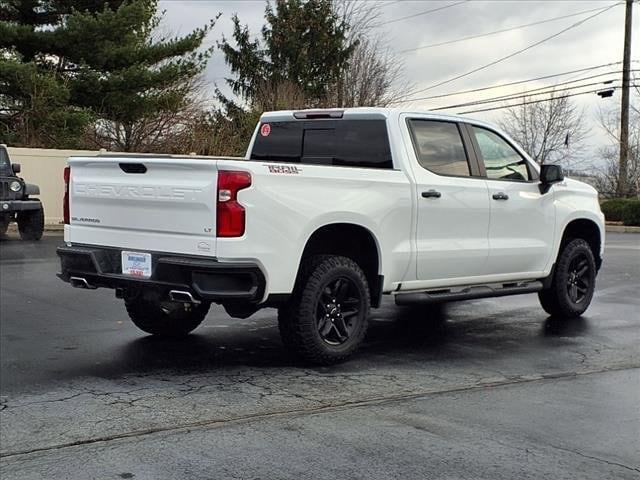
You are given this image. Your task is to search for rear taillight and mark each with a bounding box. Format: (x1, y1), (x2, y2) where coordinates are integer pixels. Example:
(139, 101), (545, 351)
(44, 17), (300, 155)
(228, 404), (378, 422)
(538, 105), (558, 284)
(63, 166), (70, 225)
(217, 170), (251, 237)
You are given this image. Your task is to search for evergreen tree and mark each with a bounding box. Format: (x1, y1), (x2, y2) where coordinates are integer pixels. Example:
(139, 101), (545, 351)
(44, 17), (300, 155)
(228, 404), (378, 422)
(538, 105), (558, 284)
(219, 0), (356, 109)
(1, 1), (124, 147)
(0, 0), (217, 150)
(201, 0), (356, 157)
(0, 1), (126, 63)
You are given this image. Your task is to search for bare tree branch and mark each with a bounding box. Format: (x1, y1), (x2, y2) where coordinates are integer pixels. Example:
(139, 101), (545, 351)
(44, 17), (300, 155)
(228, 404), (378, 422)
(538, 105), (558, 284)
(498, 89), (589, 167)
(593, 95), (640, 198)
(331, 0), (414, 107)
(85, 68), (211, 152)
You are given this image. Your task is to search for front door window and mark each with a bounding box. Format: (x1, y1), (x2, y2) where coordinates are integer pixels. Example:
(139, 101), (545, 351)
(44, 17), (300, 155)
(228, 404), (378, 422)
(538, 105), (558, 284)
(472, 127), (532, 182)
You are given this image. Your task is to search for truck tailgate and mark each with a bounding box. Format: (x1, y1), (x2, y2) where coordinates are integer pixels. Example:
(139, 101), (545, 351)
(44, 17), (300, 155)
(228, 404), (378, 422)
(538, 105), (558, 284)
(66, 156), (219, 257)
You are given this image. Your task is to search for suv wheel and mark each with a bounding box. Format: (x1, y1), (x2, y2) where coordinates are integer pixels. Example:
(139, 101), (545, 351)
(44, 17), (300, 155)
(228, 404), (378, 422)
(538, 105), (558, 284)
(124, 293), (210, 337)
(538, 238), (596, 318)
(17, 205), (44, 240)
(278, 255), (370, 364)
(0, 215), (9, 237)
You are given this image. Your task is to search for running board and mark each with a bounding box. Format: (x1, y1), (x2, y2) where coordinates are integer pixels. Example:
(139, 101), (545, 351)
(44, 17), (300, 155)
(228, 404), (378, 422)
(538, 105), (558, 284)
(394, 281), (543, 306)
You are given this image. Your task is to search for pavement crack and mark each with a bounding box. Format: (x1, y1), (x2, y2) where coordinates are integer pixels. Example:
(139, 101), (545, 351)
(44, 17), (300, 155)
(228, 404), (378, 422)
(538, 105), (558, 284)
(571, 350), (589, 365)
(1, 364), (638, 460)
(2, 387), (153, 411)
(549, 443), (640, 473)
(2, 391), (91, 409)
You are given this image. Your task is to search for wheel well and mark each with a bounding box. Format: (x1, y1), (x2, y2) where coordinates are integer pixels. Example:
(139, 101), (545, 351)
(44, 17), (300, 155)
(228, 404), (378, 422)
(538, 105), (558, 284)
(561, 219), (602, 270)
(299, 223), (382, 307)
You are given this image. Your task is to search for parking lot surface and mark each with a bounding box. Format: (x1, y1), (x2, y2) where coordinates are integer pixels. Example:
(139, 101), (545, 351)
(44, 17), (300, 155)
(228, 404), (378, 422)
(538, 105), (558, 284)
(1, 233), (639, 479)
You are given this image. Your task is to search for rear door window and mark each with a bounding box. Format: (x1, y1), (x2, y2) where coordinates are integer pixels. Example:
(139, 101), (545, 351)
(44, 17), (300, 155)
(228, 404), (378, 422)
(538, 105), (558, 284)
(250, 119), (393, 169)
(407, 119), (471, 177)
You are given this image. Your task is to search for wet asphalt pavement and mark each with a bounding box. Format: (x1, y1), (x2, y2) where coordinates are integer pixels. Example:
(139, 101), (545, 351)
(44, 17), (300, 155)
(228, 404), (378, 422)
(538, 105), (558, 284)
(0, 233), (639, 479)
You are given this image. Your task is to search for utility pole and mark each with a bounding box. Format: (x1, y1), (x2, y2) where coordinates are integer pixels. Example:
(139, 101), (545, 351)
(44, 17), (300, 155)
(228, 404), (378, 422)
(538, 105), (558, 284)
(617, 0), (633, 197)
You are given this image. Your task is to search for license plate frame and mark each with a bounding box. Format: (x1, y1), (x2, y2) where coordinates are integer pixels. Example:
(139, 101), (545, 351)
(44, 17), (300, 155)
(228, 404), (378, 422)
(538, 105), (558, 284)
(121, 251), (152, 278)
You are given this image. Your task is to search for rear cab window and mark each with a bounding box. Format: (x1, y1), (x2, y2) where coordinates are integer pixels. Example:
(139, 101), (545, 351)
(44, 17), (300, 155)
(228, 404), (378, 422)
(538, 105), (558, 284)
(250, 119), (393, 169)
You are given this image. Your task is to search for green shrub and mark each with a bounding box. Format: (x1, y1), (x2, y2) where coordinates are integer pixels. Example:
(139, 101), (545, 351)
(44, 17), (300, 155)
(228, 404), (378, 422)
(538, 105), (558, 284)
(600, 199), (629, 222)
(621, 200), (640, 226)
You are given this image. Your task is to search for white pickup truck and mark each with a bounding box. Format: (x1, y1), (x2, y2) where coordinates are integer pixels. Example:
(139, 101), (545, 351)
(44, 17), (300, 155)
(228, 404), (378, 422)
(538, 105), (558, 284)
(58, 108), (605, 364)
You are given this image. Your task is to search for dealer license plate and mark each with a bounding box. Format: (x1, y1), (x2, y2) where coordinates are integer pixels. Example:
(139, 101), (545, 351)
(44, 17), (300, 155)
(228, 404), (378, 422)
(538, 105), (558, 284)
(121, 251), (152, 278)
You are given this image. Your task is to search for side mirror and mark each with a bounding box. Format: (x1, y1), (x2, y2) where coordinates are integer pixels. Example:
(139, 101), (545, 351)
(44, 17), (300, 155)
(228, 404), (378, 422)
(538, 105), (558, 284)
(539, 164), (564, 194)
(11, 163), (21, 174)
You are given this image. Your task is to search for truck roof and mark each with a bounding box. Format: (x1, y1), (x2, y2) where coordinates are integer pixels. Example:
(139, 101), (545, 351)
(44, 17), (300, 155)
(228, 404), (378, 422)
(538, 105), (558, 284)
(258, 107), (533, 165)
(260, 107), (479, 125)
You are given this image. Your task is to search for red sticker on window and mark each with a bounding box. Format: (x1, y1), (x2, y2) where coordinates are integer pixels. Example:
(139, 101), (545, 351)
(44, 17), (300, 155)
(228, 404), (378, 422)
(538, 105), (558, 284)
(260, 123), (271, 137)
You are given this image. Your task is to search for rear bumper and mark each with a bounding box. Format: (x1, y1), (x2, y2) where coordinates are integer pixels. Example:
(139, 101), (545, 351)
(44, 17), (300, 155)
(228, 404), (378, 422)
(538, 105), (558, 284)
(57, 245), (266, 303)
(1, 200), (41, 212)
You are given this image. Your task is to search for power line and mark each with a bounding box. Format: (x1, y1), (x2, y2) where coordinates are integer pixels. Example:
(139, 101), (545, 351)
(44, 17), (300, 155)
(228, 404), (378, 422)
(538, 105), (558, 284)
(400, 63), (627, 104)
(399, 4), (620, 53)
(404, 2), (622, 97)
(400, 2), (623, 100)
(430, 69), (637, 110)
(380, 0), (405, 7)
(459, 90), (600, 114)
(433, 79), (624, 111)
(378, 0), (469, 26)
(457, 86), (638, 115)
(435, 67), (638, 111)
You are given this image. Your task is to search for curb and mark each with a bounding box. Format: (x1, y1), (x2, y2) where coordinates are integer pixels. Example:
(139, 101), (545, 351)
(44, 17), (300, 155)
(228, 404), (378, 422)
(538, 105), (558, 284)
(605, 225), (640, 233)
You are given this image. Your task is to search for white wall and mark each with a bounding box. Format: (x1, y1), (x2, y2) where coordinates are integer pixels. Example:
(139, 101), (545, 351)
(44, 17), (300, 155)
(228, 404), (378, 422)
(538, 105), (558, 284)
(7, 147), (100, 225)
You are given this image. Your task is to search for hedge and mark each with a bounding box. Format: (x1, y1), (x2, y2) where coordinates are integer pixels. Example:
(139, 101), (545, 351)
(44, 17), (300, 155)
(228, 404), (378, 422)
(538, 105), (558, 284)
(621, 200), (640, 226)
(600, 199), (628, 222)
(601, 199), (640, 226)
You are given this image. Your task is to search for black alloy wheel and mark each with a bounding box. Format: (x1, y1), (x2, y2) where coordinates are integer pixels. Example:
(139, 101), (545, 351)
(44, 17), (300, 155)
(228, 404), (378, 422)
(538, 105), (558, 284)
(316, 276), (364, 346)
(566, 253), (591, 304)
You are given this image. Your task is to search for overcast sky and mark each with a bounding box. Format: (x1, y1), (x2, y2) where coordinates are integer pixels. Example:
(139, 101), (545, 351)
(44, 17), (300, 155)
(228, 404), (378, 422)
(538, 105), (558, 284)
(159, 0), (638, 166)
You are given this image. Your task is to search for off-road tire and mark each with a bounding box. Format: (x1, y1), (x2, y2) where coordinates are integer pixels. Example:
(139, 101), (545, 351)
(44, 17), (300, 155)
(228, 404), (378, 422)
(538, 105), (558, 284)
(538, 238), (596, 318)
(278, 255), (370, 365)
(0, 215), (9, 237)
(17, 205), (44, 240)
(124, 295), (210, 337)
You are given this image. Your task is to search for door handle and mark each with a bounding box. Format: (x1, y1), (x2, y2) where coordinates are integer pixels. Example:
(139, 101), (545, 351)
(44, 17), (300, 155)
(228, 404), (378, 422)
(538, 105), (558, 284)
(492, 192), (509, 200)
(422, 189), (441, 198)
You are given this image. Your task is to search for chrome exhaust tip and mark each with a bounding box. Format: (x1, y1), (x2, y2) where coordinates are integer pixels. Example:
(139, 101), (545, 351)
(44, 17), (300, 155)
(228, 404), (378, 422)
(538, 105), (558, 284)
(69, 276), (96, 289)
(169, 290), (201, 304)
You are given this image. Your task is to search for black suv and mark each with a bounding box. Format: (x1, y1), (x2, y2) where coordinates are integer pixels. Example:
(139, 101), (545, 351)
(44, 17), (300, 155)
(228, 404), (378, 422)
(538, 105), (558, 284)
(0, 145), (44, 240)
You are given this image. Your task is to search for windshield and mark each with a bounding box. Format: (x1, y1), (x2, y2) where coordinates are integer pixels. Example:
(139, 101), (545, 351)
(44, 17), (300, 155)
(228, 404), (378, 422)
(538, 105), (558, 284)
(0, 147), (13, 176)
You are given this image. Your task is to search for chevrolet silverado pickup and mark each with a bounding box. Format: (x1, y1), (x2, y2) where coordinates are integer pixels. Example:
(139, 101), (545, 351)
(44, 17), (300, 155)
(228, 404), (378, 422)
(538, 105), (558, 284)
(57, 108), (605, 364)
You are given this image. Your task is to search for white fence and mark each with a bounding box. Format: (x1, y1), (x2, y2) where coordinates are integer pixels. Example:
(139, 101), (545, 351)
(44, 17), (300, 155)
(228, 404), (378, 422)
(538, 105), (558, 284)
(7, 147), (100, 225)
